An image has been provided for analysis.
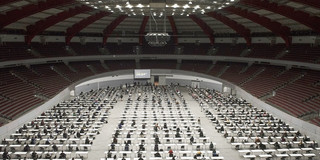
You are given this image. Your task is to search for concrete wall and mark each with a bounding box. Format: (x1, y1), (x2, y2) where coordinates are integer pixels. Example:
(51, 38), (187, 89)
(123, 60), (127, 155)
(0, 34), (317, 44)
(75, 69), (223, 94)
(234, 86), (320, 143)
(2, 55), (320, 73)
(0, 68), (319, 144)
(0, 86), (72, 139)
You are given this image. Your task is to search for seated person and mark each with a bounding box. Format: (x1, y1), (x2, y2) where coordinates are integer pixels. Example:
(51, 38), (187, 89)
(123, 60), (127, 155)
(140, 131), (145, 138)
(80, 128), (85, 133)
(68, 144), (73, 151)
(286, 141), (292, 148)
(85, 137), (90, 144)
(137, 150), (142, 158)
(190, 136), (194, 144)
(209, 142), (214, 151)
(113, 137), (117, 144)
(30, 137), (36, 144)
(175, 132), (180, 138)
(16, 138), (21, 144)
(45, 152), (51, 159)
(59, 151), (66, 159)
(45, 139), (50, 144)
(154, 124), (158, 132)
(230, 136), (235, 143)
(2, 149), (10, 159)
(303, 135), (309, 142)
(212, 148), (219, 157)
(107, 151), (112, 158)
(52, 144), (58, 151)
(31, 150), (38, 159)
(24, 144), (30, 152)
(63, 132), (68, 139)
(125, 143), (129, 151)
(219, 126), (224, 132)
(196, 151), (202, 157)
(139, 143), (145, 151)
(131, 120), (136, 127)
(309, 140), (318, 149)
(154, 144), (159, 151)
(274, 141), (280, 149)
(224, 132), (228, 138)
(168, 149), (173, 157)
(155, 136), (160, 144)
(255, 137), (261, 143)
(111, 142), (115, 151)
(259, 142), (266, 150)
(298, 140), (305, 148)
(199, 131), (204, 137)
(154, 152), (161, 157)
(76, 131), (81, 138)
(292, 136), (297, 142)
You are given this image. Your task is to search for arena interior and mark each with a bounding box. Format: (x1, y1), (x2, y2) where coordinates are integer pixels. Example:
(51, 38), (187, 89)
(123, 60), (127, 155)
(0, 0), (320, 159)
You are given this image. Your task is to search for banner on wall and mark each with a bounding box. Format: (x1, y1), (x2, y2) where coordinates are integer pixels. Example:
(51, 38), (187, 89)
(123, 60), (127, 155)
(40, 36), (46, 45)
(191, 80), (200, 88)
(134, 69), (151, 79)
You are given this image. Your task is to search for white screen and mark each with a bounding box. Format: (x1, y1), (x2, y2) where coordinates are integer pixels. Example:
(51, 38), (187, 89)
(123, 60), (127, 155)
(134, 69), (151, 79)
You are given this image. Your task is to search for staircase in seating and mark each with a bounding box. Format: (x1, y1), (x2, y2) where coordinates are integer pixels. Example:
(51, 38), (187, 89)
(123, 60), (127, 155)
(50, 66), (73, 82)
(239, 67), (266, 86)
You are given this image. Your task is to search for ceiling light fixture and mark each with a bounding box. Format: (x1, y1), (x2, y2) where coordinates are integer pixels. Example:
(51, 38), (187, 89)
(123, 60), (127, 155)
(145, 10), (170, 47)
(136, 4), (144, 8)
(183, 4), (190, 8)
(78, 0), (239, 16)
(172, 4), (179, 8)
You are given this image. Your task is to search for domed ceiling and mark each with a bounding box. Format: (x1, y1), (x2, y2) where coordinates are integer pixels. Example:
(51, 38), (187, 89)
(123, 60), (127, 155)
(0, 0), (319, 45)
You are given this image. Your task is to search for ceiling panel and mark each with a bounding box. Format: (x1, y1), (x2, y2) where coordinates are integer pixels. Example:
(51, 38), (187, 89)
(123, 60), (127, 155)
(214, 29), (235, 33)
(17, 17), (40, 24)
(75, 13), (91, 18)
(0, 0), (318, 38)
(63, 17), (83, 22)
(30, 12), (52, 19)
(10, 0), (30, 7)
(0, 6), (11, 12)
(232, 18), (252, 23)
(288, 24), (309, 30)
(5, 22), (28, 30)
(43, 8), (64, 14)
(276, 18), (298, 24)
(54, 21), (74, 27)
(252, 9), (273, 15)
(81, 28), (103, 33)
(249, 27), (269, 33)
(46, 26), (66, 32)
(225, 14), (241, 19)
(304, 7), (320, 14)
(265, 14), (286, 20)
(84, 24), (106, 28)
(285, 2), (305, 9)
